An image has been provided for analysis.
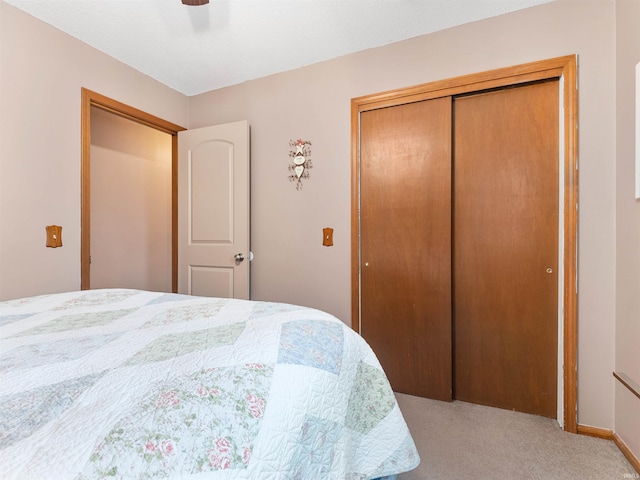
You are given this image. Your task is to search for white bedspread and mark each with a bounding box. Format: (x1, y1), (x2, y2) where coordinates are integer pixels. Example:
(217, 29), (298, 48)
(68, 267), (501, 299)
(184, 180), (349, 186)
(0, 289), (419, 479)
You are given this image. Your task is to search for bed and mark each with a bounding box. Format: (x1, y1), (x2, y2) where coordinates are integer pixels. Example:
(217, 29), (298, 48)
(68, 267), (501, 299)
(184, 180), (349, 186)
(0, 289), (419, 479)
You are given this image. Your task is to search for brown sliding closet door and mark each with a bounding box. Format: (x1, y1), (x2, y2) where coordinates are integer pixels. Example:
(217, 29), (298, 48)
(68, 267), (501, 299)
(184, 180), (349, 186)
(360, 97), (453, 400)
(453, 81), (559, 418)
(355, 57), (576, 426)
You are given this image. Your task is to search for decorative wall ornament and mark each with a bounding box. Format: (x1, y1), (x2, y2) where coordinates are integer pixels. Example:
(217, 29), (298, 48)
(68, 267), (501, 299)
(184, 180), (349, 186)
(288, 139), (312, 190)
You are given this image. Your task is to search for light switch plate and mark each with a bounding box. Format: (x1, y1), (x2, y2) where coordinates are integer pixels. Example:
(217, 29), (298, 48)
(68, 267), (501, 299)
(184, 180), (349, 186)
(46, 225), (62, 248)
(323, 227), (333, 247)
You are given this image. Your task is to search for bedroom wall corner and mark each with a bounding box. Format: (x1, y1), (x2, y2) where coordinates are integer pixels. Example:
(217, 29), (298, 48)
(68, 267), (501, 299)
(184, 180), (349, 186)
(0, 2), (188, 301)
(614, 0), (640, 466)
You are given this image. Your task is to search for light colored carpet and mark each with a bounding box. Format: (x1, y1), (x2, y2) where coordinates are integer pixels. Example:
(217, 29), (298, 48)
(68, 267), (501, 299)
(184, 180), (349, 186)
(395, 392), (636, 480)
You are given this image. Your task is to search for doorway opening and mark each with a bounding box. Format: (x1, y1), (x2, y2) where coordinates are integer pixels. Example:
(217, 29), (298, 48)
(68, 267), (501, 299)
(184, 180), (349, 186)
(80, 88), (186, 292)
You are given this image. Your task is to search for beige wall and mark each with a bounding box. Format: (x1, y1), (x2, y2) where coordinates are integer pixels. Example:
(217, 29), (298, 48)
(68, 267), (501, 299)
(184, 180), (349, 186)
(0, 2), (187, 300)
(189, 0), (619, 430)
(90, 107), (172, 292)
(1, 0), (637, 453)
(615, 0), (640, 460)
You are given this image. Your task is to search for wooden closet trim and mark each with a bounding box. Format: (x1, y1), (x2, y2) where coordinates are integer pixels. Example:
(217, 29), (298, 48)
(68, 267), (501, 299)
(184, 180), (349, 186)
(350, 55), (578, 433)
(80, 88), (186, 292)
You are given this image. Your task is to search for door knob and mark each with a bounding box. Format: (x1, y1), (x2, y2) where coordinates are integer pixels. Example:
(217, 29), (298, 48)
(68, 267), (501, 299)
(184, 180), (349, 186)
(234, 253), (245, 262)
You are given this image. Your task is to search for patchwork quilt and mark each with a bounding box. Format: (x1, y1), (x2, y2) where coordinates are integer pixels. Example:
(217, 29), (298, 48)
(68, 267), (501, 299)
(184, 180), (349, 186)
(0, 289), (419, 479)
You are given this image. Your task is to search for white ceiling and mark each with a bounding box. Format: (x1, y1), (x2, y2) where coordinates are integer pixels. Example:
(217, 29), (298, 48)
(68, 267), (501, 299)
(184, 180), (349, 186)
(5, 0), (554, 96)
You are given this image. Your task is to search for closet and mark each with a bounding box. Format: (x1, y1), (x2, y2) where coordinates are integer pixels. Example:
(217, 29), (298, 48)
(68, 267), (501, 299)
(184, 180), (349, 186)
(351, 57), (578, 424)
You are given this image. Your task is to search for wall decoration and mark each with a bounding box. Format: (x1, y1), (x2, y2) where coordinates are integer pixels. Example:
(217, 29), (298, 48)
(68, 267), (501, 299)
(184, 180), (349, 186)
(288, 139), (312, 190)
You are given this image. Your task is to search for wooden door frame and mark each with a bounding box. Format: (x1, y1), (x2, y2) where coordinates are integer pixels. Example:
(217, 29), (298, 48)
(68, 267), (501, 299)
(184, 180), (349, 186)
(80, 88), (186, 292)
(350, 55), (579, 432)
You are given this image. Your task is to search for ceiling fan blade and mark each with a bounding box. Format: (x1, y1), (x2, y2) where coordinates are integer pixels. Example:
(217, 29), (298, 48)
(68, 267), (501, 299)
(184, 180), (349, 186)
(182, 0), (209, 5)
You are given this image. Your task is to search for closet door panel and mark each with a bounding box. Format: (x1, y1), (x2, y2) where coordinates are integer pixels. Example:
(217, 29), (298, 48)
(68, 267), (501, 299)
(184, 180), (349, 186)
(360, 97), (452, 400)
(453, 81), (559, 417)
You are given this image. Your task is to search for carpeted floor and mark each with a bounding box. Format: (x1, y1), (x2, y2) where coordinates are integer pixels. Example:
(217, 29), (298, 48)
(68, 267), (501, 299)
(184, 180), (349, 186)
(395, 392), (637, 480)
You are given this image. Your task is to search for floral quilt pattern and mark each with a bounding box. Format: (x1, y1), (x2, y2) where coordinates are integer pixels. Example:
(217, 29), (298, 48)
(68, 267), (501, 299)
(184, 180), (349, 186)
(124, 322), (246, 366)
(83, 363), (272, 478)
(13, 308), (136, 337)
(0, 289), (419, 480)
(278, 319), (343, 375)
(289, 414), (343, 479)
(0, 373), (105, 449)
(346, 361), (397, 434)
(0, 332), (122, 371)
(140, 300), (226, 328)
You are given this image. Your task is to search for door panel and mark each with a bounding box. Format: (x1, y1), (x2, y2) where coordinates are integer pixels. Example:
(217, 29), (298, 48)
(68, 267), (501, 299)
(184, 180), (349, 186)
(360, 97), (453, 400)
(178, 121), (250, 299)
(190, 140), (233, 242)
(189, 266), (233, 298)
(453, 81), (559, 417)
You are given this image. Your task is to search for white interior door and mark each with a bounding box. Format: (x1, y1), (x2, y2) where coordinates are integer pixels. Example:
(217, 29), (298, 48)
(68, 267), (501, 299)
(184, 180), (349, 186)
(178, 120), (250, 299)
